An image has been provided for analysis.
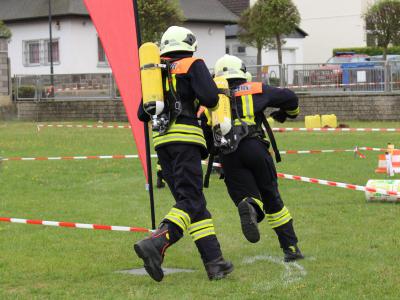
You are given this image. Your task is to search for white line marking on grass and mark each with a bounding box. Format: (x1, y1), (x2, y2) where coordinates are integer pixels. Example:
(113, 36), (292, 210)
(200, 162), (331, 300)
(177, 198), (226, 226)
(243, 255), (307, 290)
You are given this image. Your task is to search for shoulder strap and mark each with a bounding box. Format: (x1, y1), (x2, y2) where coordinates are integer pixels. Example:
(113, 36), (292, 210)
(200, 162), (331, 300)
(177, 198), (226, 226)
(169, 57), (202, 74)
(234, 82), (263, 97)
(261, 114), (281, 163)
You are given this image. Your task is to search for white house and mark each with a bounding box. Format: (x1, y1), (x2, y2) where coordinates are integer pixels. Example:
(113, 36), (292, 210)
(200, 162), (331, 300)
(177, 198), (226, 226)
(220, 0), (308, 67)
(225, 25), (307, 67)
(0, 0), (237, 76)
(291, 0), (377, 63)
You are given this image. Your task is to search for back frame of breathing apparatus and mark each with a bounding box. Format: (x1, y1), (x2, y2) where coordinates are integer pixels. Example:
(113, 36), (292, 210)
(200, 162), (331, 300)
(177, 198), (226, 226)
(210, 77), (249, 155)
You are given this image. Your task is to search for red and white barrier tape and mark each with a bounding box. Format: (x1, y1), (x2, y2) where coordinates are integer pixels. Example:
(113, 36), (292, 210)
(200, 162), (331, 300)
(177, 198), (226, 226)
(280, 149), (354, 155)
(359, 147), (396, 152)
(287, 80), (400, 89)
(36, 124), (400, 133)
(205, 161), (400, 197)
(1, 154), (157, 161)
(3, 147), (392, 162)
(272, 127), (400, 132)
(0, 217), (150, 232)
(37, 124), (131, 130)
(276, 173), (400, 197)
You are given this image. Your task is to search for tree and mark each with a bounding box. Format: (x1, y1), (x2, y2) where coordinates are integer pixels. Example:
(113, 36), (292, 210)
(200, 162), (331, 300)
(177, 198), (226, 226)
(364, 0), (400, 59)
(259, 0), (300, 65)
(0, 21), (11, 39)
(239, 0), (300, 66)
(238, 2), (275, 67)
(137, 0), (185, 44)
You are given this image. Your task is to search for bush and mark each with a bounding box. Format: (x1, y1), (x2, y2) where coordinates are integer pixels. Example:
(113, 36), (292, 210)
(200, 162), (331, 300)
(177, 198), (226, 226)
(333, 46), (400, 56)
(17, 86), (36, 99)
(267, 77), (281, 87)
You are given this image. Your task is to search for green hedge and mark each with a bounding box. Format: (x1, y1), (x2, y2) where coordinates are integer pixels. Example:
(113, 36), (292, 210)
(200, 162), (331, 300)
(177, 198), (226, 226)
(332, 46), (400, 56)
(17, 86), (36, 98)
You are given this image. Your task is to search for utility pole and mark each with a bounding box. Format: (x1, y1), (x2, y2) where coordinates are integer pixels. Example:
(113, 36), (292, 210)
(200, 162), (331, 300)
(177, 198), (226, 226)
(133, 0), (156, 229)
(48, 0), (54, 97)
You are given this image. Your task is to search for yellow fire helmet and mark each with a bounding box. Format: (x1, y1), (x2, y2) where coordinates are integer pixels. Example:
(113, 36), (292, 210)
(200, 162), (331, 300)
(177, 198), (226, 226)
(214, 54), (247, 80)
(245, 71), (252, 82)
(160, 26), (198, 55)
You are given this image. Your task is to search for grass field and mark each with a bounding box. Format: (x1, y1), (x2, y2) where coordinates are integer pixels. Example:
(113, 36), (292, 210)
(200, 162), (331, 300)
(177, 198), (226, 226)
(1, 120), (400, 299)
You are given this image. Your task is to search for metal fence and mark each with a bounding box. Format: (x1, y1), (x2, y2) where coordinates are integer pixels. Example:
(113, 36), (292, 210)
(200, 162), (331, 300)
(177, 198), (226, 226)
(14, 73), (119, 101)
(285, 62), (388, 93)
(13, 60), (400, 101)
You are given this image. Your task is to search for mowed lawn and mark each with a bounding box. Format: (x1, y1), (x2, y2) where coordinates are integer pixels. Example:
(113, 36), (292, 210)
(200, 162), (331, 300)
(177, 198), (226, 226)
(1, 120), (400, 299)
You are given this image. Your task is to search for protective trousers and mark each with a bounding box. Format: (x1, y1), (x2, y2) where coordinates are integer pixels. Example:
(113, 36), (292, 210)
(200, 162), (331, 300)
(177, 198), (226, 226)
(157, 144), (222, 263)
(221, 138), (298, 249)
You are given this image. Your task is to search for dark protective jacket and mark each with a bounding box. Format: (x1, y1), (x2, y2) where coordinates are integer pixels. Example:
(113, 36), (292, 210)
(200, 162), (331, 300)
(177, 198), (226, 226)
(203, 79), (299, 152)
(137, 52), (219, 158)
(230, 79), (299, 130)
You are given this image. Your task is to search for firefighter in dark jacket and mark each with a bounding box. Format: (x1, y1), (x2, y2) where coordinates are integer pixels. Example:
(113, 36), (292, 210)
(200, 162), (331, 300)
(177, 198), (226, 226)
(135, 26), (233, 282)
(206, 54), (304, 262)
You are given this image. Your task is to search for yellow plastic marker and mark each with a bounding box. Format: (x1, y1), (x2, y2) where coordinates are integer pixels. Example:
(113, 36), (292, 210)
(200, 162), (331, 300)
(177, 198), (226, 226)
(305, 115), (321, 128)
(321, 114), (337, 128)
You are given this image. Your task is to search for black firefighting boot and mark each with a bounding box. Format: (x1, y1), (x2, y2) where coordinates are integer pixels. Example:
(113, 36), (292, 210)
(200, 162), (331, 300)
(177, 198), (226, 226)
(283, 245), (304, 262)
(238, 199), (260, 243)
(156, 176), (165, 189)
(194, 235), (234, 280)
(156, 171), (165, 189)
(134, 223), (180, 282)
(274, 220), (304, 262)
(204, 256), (234, 280)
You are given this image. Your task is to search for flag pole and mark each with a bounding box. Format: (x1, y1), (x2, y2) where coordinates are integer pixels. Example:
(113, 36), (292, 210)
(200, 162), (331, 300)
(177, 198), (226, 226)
(133, 0), (156, 230)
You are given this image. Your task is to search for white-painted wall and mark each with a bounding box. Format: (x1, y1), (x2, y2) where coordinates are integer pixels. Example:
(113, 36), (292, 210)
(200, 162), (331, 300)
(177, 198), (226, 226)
(226, 37), (305, 66)
(7, 18), (227, 75)
(7, 18), (111, 76)
(248, 0), (378, 63)
(291, 0), (378, 63)
(186, 22), (227, 68)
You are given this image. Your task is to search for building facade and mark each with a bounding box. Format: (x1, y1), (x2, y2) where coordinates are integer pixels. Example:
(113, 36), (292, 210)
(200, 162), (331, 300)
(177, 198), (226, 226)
(221, 0), (307, 67)
(0, 0), (237, 75)
(291, 0), (377, 63)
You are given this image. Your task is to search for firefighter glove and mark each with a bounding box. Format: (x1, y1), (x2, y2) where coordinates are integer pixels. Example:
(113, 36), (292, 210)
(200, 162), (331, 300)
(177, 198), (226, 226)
(270, 109), (288, 123)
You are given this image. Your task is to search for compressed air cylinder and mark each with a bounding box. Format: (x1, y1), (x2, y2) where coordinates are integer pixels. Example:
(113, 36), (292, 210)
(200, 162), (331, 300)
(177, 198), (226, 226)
(321, 114), (337, 128)
(305, 115), (321, 128)
(211, 76), (232, 135)
(365, 180), (400, 202)
(139, 42), (164, 116)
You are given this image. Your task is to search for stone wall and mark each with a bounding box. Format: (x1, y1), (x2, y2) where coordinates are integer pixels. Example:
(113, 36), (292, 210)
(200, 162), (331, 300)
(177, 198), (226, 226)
(13, 93), (400, 122)
(16, 100), (127, 122)
(0, 103), (16, 120)
(298, 93), (400, 121)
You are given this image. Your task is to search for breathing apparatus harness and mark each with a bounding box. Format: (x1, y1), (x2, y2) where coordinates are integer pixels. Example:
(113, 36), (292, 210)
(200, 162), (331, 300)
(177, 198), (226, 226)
(211, 83), (281, 159)
(215, 87), (249, 155)
(151, 57), (197, 135)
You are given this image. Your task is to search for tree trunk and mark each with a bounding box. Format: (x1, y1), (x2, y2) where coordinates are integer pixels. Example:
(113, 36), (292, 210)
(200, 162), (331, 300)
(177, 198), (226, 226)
(383, 45), (388, 61)
(276, 34), (282, 65)
(257, 44), (262, 81)
(383, 44), (389, 91)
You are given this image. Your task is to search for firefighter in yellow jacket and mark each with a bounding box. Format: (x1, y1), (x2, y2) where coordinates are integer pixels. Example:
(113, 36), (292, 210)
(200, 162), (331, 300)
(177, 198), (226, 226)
(135, 26), (233, 281)
(204, 54), (303, 262)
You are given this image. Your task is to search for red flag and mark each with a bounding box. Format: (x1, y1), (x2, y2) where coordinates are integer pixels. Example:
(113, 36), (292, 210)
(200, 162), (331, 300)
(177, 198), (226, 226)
(83, 0), (147, 180)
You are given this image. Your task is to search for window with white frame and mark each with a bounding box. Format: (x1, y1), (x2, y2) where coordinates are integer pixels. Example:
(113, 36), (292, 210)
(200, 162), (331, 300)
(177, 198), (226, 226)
(45, 40), (60, 64)
(97, 37), (108, 66)
(23, 39), (60, 66)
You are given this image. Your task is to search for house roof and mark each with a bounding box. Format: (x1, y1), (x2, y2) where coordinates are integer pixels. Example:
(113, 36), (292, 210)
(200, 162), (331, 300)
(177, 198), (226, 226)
(0, 0), (87, 21)
(0, 0), (238, 24)
(226, 24), (308, 39)
(218, 0), (249, 16)
(180, 0), (237, 24)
